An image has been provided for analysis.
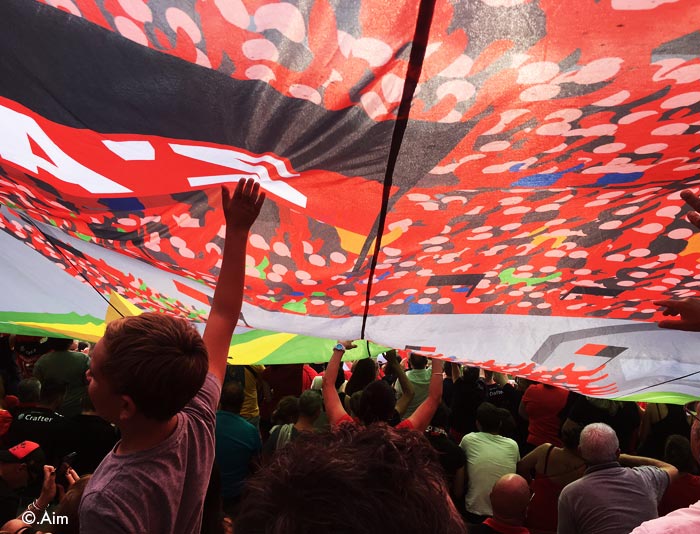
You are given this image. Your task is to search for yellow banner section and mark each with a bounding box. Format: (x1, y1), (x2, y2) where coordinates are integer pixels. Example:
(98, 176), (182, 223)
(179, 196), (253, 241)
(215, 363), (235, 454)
(13, 321), (104, 342)
(227, 332), (297, 365)
(106, 292), (144, 321)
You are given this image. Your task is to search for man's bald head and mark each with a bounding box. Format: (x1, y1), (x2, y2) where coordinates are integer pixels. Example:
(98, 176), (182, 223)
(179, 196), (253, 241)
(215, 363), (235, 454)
(490, 473), (530, 525)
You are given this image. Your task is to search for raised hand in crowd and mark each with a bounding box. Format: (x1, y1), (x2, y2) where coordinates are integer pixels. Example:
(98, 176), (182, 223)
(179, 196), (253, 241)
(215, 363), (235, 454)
(653, 298), (700, 332)
(205, 178), (265, 385)
(322, 340), (356, 426)
(681, 189), (700, 230)
(406, 357), (444, 432)
(384, 349), (415, 417)
(650, 191), (700, 330)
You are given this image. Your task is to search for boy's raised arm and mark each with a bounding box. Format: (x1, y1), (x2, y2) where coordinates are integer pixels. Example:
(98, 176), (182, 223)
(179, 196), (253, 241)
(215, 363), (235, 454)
(204, 178), (265, 385)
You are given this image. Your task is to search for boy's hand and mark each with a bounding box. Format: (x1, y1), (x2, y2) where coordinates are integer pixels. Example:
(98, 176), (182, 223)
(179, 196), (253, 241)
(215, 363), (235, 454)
(222, 178), (265, 231)
(206, 178), (265, 385)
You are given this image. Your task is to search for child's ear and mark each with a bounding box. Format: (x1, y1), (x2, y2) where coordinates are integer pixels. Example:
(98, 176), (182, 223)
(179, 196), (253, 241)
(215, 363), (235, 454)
(118, 395), (137, 421)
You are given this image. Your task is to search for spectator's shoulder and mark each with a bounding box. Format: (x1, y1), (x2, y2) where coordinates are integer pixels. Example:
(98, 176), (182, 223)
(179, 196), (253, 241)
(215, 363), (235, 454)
(80, 489), (140, 534)
(186, 372), (221, 412)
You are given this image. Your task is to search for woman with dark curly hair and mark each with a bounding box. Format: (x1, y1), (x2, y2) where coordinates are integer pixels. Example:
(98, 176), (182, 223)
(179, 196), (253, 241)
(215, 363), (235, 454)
(235, 423), (466, 534)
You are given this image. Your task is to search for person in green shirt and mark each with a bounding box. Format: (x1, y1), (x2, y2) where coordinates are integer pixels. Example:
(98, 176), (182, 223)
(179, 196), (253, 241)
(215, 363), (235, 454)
(33, 338), (89, 418)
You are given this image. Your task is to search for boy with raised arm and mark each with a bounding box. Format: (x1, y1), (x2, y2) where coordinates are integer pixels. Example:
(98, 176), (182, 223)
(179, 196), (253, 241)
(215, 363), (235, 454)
(79, 179), (264, 534)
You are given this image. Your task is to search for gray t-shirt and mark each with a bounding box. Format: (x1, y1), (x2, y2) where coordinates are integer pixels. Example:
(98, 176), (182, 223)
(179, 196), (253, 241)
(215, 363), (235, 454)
(558, 462), (670, 534)
(79, 373), (220, 534)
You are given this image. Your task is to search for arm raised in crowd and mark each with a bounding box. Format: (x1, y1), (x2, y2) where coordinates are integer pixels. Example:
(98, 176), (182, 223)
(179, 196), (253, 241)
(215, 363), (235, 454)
(203, 179), (265, 385)
(322, 340), (356, 425)
(405, 358), (444, 432)
(653, 298), (700, 332)
(385, 349), (415, 417)
(681, 189), (700, 230)
(651, 191), (700, 331)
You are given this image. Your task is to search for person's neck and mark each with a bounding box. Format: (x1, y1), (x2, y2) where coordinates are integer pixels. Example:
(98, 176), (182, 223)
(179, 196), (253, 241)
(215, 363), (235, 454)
(116, 416), (177, 455)
(294, 417), (315, 432)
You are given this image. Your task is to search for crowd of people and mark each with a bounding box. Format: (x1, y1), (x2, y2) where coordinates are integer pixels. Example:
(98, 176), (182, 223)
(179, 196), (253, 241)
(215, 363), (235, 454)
(0, 180), (697, 533)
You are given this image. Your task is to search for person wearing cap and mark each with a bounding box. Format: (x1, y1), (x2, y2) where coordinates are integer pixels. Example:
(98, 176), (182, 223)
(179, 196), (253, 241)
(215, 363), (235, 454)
(0, 441), (45, 525)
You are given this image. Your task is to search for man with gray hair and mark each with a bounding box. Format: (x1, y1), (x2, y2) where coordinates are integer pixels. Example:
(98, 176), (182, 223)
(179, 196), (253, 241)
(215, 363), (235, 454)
(558, 422), (677, 534)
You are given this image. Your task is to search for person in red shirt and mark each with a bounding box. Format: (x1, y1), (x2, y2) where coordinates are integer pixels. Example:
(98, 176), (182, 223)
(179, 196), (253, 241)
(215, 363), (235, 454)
(519, 383), (569, 450)
(301, 364), (317, 391)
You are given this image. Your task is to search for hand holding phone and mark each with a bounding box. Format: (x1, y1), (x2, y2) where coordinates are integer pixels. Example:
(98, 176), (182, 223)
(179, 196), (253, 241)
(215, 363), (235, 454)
(56, 452), (77, 487)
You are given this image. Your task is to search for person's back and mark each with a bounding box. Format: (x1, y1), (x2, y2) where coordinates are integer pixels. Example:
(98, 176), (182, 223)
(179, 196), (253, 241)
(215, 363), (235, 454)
(517, 424), (585, 533)
(396, 353), (431, 419)
(521, 383), (569, 448)
(33, 338), (89, 417)
(557, 423), (675, 534)
(216, 381), (262, 512)
(450, 366), (485, 438)
(78, 178), (264, 534)
(559, 466), (668, 534)
(5, 381), (71, 466)
(460, 403), (520, 519)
